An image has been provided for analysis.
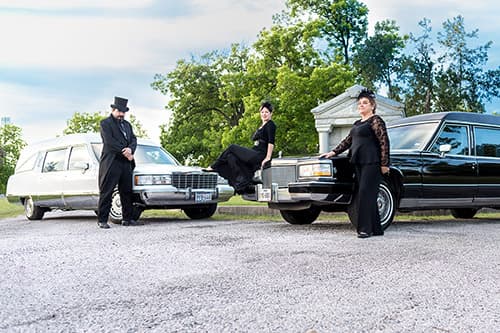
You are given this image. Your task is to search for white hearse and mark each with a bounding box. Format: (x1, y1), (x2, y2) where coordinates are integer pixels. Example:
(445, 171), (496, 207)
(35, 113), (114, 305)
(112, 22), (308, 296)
(6, 133), (233, 222)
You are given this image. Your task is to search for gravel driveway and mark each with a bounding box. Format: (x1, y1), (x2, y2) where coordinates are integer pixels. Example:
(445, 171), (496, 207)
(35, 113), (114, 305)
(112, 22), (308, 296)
(0, 211), (499, 332)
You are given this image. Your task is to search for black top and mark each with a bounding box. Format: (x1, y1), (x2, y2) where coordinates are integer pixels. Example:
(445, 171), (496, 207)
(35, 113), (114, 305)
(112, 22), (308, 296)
(332, 115), (390, 166)
(251, 120), (276, 154)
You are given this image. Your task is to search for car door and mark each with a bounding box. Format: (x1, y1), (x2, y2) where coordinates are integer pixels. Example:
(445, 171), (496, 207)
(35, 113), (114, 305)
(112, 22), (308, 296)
(35, 147), (68, 207)
(473, 125), (500, 204)
(420, 123), (477, 207)
(62, 144), (99, 209)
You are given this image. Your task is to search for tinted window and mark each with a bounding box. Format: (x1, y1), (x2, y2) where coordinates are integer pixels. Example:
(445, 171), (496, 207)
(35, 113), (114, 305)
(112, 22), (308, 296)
(16, 153), (39, 173)
(430, 124), (469, 155)
(42, 149), (67, 172)
(388, 122), (437, 150)
(90, 143), (178, 165)
(69, 145), (91, 170)
(134, 145), (178, 165)
(475, 127), (500, 158)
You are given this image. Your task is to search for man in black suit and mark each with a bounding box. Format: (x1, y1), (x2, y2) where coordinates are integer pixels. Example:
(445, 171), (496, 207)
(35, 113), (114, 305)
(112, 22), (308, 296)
(97, 96), (141, 228)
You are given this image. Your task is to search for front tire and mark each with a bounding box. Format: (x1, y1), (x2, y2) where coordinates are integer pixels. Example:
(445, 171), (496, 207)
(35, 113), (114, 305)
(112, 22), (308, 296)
(280, 206), (321, 225)
(347, 180), (395, 230)
(451, 208), (478, 219)
(109, 191), (143, 224)
(24, 197), (46, 220)
(183, 204), (217, 219)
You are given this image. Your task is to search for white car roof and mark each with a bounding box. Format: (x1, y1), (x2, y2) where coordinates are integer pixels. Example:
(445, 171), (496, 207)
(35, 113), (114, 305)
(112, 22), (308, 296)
(24, 133), (160, 151)
(18, 133), (162, 169)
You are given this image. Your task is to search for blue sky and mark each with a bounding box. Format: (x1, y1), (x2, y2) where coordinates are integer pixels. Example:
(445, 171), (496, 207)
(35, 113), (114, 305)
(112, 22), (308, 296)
(1, 0), (499, 144)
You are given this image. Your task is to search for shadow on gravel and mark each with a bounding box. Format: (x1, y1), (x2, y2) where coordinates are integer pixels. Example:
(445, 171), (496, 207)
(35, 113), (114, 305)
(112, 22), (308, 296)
(272, 221), (353, 231)
(393, 218), (499, 226)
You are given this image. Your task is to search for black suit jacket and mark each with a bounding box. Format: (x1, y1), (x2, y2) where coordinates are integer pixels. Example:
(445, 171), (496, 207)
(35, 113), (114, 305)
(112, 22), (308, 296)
(98, 114), (137, 188)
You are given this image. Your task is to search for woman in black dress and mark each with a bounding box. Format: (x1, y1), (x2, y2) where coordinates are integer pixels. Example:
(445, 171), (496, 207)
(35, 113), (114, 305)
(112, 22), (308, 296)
(203, 102), (276, 194)
(320, 89), (390, 238)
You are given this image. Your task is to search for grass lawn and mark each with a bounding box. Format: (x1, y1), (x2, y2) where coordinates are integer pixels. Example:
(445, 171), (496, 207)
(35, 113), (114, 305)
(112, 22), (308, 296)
(218, 195), (267, 206)
(0, 198), (24, 219)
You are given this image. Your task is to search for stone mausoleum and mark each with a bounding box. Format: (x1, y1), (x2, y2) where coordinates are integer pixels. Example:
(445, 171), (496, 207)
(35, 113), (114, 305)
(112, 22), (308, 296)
(311, 85), (405, 153)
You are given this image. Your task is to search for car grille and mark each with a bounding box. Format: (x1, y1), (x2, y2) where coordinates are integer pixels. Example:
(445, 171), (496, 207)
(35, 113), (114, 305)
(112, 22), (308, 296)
(263, 165), (296, 187)
(171, 173), (218, 189)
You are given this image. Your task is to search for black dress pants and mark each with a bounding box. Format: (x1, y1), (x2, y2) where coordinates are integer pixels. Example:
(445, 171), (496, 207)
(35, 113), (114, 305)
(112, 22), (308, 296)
(98, 158), (133, 222)
(211, 144), (264, 193)
(354, 163), (383, 235)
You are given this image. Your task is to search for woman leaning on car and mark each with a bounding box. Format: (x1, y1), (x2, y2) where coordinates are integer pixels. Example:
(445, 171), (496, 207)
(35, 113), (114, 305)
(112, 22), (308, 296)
(320, 89), (390, 238)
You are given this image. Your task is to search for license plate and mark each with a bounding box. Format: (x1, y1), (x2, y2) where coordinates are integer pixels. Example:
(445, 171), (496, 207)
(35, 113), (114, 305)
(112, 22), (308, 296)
(258, 188), (272, 202)
(195, 192), (212, 203)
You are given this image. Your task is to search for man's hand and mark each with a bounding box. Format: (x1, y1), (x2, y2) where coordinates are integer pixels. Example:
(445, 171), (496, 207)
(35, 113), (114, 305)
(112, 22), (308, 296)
(381, 166), (390, 175)
(122, 147), (134, 161)
(319, 151), (336, 159)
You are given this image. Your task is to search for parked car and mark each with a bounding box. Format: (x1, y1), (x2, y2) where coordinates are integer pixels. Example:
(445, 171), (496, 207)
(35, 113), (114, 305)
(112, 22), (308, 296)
(243, 112), (500, 229)
(6, 133), (233, 222)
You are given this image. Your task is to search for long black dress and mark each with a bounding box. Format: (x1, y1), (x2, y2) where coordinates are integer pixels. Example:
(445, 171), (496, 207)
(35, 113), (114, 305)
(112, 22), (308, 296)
(210, 120), (276, 194)
(332, 115), (390, 235)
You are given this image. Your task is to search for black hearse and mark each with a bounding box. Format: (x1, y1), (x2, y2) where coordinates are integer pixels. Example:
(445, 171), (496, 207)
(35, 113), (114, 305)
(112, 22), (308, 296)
(243, 112), (500, 229)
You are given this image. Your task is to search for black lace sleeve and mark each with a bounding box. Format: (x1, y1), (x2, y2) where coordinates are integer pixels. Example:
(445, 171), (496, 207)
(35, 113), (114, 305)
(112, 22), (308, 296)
(332, 132), (352, 155)
(371, 115), (390, 166)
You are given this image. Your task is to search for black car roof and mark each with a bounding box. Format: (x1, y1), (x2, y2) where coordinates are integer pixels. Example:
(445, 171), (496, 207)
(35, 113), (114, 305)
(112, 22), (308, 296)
(388, 111), (500, 126)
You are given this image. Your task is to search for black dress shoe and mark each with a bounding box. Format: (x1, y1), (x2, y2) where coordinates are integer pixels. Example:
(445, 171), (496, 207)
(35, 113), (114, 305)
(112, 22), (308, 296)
(122, 219), (143, 226)
(357, 232), (372, 238)
(373, 231), (384, 236)
(98, 221), (110, 229)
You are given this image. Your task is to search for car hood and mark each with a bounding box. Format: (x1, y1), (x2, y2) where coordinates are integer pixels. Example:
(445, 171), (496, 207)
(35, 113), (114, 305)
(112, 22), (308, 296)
(134, 164), (203, 174)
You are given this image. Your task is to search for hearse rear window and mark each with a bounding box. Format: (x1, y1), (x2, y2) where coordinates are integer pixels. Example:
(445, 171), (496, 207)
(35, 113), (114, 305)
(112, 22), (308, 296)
(475, 127), (500, 158)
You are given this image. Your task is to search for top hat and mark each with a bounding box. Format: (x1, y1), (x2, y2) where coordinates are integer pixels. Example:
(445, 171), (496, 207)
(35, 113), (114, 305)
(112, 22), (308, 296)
(111, 96), (129, 112)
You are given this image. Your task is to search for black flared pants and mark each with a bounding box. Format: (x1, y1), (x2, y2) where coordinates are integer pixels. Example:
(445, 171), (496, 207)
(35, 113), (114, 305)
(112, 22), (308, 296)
(211, 144), (264, 193)
(354, 163), (383, 235)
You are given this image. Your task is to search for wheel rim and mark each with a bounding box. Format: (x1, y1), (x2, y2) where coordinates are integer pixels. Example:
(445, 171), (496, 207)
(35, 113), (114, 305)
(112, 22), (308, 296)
(109, 192), (123, 220)
(378, 184), (394, 228)
(25, 198), (34, 216)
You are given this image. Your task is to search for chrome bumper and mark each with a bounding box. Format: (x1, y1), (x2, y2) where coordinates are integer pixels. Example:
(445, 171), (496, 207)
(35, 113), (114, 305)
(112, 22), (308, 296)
(136, 185), (234, 206)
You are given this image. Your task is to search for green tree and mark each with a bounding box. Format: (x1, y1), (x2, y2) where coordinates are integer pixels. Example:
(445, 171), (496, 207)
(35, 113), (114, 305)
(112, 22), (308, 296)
(224, 21), (354, 156)
(287, 0), (368, 64)
(0, 124), (26, 194)
(353, 20), (408, 100)
(152, 45), (251, 165)
(434, 15), (500, 112)
(403, 18), (437, 116)
(63, 111), (105, 134)
(63, 111), (149, 138)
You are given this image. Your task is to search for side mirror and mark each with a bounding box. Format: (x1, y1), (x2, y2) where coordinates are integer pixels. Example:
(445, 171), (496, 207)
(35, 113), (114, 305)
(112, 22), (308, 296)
(439, 144), (451, 157)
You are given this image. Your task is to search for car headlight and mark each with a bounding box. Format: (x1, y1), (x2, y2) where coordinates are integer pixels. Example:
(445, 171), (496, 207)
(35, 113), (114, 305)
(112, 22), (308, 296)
(217, 175), (228, 185)
(134, 174), (171, 185)
(298, 163), (332, 178)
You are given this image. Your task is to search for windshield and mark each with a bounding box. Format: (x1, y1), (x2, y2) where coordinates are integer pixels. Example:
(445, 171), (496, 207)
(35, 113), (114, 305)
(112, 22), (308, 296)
(91, 143), (179, 165)
(388, 122), (438, 150)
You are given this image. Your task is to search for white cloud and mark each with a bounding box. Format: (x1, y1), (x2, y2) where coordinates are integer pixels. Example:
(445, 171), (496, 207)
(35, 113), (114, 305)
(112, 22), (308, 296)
(0, 0), (152, 10)
(0, 1), (285, 71)
(0, 81), (170, 144)
(362, 0), (500, 34)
